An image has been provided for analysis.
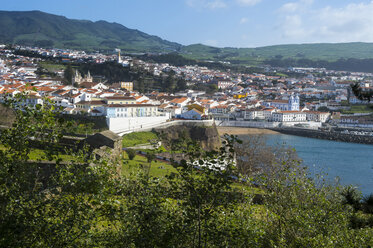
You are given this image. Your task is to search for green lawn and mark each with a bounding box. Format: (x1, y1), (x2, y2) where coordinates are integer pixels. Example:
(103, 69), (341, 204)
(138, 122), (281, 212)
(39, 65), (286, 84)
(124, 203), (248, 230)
(40, 62), (66, 72)
(341, 104), (373, 114)
(122, 131), (158, 148)
(122, 152), (177, 178)
(0, 144), (74, 161)
(27, 148), (74, 161)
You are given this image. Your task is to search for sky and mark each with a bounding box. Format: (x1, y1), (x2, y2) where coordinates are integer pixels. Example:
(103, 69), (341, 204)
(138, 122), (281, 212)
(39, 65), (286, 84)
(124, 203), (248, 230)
(2, 0), (373, 48)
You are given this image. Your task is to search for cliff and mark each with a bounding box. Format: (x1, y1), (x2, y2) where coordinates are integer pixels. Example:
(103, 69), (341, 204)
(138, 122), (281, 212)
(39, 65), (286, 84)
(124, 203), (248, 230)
(154, 124), (221, 151)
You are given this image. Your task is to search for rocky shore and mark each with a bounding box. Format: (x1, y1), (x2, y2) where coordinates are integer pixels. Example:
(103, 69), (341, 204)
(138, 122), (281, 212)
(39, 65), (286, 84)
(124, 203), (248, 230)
(217, 127), (279, 136)
(273, 128), (373, 145)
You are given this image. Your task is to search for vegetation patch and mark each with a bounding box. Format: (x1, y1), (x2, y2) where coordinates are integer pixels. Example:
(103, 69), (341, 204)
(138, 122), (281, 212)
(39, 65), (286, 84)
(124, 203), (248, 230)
(122, 131), (158, 147)
(341, 104), (373, 114)
(122, 152), (176, 178)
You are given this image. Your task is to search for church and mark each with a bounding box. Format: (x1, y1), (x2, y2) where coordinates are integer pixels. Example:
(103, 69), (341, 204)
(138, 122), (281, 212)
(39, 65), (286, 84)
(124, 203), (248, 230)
(72, 70), (93, 85)
(263, 94), (300, 111)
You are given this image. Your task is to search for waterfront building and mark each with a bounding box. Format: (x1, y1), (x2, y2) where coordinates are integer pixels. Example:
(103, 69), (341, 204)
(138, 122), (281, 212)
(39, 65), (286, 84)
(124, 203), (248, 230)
(272, 111), (306, 122)
(304, 111), (330, 122)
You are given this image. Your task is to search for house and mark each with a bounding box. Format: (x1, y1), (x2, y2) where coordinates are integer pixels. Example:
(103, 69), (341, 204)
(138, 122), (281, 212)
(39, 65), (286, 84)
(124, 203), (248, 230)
(120, 82), (134, 91)
(75, 100), (106, 112)
(244, 108), (265, 120)
(170, 97), (190, 108)
(304, 111), (330, 122)
(178, 109), (204, 120)
(105, 96), (136, 105)
(104, 104), (158, 118)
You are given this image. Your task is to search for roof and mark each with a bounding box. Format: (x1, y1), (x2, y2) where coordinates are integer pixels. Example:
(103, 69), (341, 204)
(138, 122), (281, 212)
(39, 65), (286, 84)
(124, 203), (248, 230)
(77, 100), (105, 105)
(105, 96), (135, 100)
(189, 108), (203, 115)
(84, 130), (122, 149)
(106, 104), (158, 108)
(170, 97), (188, 104)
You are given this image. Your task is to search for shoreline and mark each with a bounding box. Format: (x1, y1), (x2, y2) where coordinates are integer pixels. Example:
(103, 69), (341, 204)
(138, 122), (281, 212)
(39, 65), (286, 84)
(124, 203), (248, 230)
(273, 128), (373, 145)
(216, 127), (279, 136)
(216, 126), (373, 145)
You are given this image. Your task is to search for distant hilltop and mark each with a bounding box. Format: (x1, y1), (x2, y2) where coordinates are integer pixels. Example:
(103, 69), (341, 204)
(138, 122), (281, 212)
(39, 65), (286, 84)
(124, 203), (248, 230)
(2, 10), (373, 65)
(0, 10), (182, 53)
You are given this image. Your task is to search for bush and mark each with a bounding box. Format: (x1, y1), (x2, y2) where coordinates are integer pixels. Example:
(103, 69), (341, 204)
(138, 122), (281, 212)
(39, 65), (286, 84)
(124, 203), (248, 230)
(126, 149), (136, 160)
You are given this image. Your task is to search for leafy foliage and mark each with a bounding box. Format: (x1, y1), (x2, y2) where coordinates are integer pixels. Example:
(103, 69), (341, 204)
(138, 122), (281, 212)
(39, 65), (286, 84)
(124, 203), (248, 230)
(0, 94), (118, 247)
(125, 148), (136, 160)
(1, 95), (373, 247)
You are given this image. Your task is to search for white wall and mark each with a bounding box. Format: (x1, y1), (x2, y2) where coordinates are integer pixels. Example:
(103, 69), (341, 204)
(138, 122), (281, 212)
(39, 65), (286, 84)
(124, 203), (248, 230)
(107, 115), (170, 134)
(216, 120), (322, 129)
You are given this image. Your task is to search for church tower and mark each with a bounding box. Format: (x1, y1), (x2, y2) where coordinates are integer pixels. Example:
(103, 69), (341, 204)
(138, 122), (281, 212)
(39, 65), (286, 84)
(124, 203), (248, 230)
(85, 71), (93, 83)
(72, 70), (82, 85)
(117, 49), (122, 63)
(289, 94), (300, 111)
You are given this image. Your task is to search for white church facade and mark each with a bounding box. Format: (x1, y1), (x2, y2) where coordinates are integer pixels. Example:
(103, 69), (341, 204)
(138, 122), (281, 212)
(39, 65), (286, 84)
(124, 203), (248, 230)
(263, 94), (300, 111)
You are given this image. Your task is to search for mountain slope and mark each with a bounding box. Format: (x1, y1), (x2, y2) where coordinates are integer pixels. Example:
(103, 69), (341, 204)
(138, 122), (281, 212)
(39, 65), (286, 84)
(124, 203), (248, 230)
(2, 10), (373, 66)
(0, 10), (182, 52)
(182, 42), (373, 63)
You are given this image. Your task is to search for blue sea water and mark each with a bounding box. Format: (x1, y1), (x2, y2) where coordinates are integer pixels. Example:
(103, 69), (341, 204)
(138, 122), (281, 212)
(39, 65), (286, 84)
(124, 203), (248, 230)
(260, 134), (373, 195)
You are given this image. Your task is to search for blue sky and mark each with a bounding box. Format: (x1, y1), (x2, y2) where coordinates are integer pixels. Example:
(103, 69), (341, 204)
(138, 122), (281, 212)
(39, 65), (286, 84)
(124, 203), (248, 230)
(3, 0), (373, 48)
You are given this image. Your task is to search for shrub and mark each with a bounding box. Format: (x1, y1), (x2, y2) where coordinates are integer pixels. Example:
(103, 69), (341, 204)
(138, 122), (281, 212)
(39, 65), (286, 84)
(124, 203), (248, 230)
(126, 149), (136, 160)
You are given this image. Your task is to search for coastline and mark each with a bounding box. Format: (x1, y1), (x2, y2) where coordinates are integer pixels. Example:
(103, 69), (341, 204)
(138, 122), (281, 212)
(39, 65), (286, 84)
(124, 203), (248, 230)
(273, 128), (373, 145)
(217, 127), (279, 136)
(216, 126), (373, 145)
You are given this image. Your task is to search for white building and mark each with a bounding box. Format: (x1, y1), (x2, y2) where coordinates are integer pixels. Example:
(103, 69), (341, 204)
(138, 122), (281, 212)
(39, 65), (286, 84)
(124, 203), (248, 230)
(264, 94), (300, 111)
(272, 111), (306, 122)
(304, 111), (330, 122)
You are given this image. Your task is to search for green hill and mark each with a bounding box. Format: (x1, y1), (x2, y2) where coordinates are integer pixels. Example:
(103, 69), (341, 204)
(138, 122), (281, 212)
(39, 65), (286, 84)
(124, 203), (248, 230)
(0, 10), (182, 52)
(182, 42), (373, 64)
(2, 10), (373, 68)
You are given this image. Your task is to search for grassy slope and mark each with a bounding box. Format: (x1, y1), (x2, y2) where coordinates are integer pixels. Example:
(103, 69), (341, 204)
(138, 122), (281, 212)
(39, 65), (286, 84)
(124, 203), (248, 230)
(341, 104), (373, 114)
(0, 10), (181, 52)
(0, 144), (74, 161)
(122, 131), (158, 147)
(122, 152), (177, 178)
(3, 10), (373, 62)
(182, 42), (373, 64)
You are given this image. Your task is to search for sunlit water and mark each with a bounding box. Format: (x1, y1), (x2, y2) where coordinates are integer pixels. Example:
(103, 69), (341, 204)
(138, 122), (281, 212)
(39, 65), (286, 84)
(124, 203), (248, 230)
(242, 134), (373, 195)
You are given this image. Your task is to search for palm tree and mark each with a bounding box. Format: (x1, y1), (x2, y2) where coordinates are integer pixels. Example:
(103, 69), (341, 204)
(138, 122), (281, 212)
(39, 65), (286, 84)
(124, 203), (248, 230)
(362, 194), (373, 214)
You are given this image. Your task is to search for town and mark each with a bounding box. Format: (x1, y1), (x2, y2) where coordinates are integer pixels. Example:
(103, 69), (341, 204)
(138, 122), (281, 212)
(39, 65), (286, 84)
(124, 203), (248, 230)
(1, 44), (373, 135)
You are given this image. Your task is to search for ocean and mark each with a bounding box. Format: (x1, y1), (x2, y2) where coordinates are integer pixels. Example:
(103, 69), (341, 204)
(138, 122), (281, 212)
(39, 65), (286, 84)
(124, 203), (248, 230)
(246, 133), (373, 195)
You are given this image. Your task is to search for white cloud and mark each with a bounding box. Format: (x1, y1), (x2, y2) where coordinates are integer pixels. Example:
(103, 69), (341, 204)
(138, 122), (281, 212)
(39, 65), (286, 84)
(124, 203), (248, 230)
(277, 1), (373, 43)
(236, 0), (262, 6)
(240, 17), (249, 24)
(186, 0), (227, 10)
(279, 0), (313, 13)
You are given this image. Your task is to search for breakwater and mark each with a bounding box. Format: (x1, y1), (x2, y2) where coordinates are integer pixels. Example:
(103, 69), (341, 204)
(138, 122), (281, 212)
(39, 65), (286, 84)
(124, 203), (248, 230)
(273, 128), (373, 145)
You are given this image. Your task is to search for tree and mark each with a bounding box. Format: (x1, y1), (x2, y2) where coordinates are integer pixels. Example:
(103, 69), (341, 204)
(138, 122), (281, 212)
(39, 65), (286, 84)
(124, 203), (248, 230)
(235, 134), (299, 178)
(176, 78), (187, 92)
(0, 94), (117, 247)
(63, 64), (74, 85)
(126, 148), (136, 160)
(351, 83), (373, 102)
(317, 106), (330, 112)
